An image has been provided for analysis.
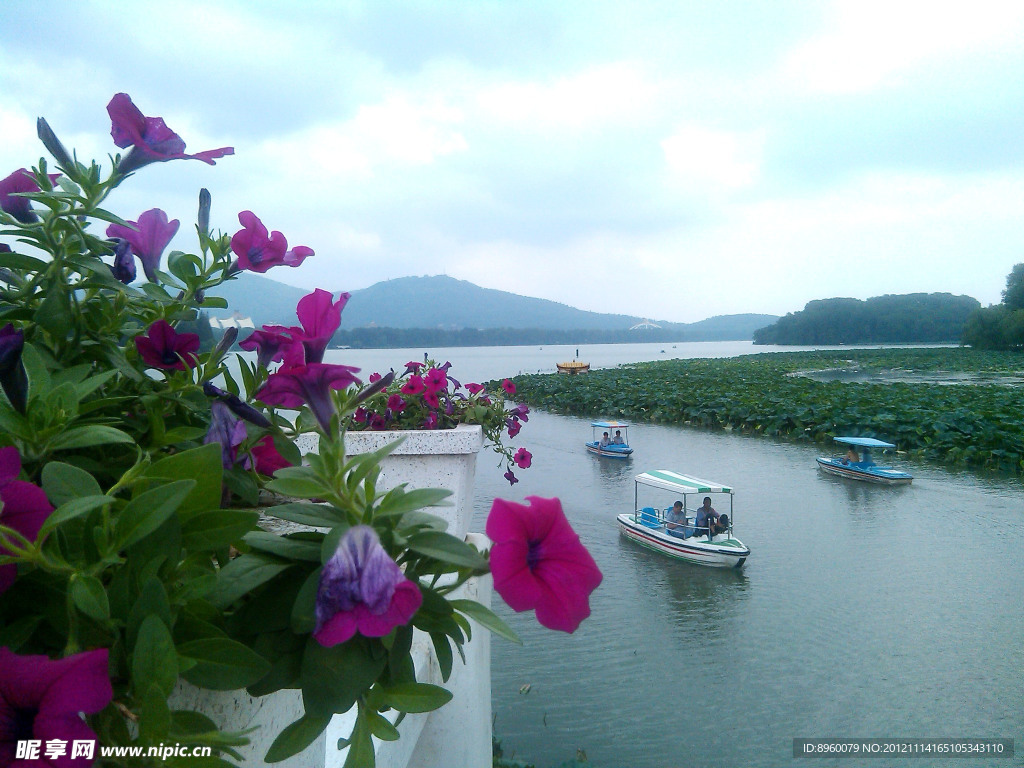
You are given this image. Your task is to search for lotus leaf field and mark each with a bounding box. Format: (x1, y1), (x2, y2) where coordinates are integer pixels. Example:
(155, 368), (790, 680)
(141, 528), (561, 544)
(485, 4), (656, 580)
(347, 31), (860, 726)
(510, 348), (1024, 475)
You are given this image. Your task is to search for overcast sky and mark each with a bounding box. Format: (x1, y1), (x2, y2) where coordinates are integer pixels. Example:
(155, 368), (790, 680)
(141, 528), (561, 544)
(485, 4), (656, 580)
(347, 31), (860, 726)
(3, 0), (1022, 323)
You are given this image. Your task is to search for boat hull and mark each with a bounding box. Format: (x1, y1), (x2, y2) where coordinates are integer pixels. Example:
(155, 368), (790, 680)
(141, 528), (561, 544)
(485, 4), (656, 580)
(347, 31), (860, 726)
(586, 442), (633, 459)
(616, 514), (748, 568)
(816, 458), (912, 484)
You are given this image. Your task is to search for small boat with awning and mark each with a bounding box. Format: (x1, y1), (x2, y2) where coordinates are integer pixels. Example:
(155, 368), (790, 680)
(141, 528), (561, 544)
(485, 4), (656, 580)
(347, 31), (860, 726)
(617, 469), (750, 568)
(586, 421), (633, 458)
(816, 436), (913, 484)
(556, 360), (590, 374)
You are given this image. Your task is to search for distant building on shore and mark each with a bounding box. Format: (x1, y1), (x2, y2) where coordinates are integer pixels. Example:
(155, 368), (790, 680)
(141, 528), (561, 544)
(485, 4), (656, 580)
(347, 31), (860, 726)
(209, 312), (255, 330)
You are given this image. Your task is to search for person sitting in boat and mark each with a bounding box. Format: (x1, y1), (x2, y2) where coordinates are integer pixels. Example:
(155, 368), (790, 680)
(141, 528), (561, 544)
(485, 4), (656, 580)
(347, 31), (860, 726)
(844, 447), (860, 465)
(711, 512), (730, 536)
(694, 496), (719, 539)
(599, 431), (611, 448)
(666, 500), (690, 539)
(610, 430), (625, 445)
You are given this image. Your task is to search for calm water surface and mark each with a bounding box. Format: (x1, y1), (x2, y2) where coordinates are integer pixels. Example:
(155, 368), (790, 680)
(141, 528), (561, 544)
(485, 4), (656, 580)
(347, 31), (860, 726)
(327, 342), (1023, 767)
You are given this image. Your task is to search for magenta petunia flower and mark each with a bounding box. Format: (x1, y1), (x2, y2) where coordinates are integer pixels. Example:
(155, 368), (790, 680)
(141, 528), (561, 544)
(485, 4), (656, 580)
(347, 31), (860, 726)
(134, 320), (200, 371)
(106, 208), (180, 283)
(256, 362), (361, 432)
(239, 326), (294, 369)
(0, 647), (112, 766)
(422, 412), (438, 430)
(423, 390), (440, 410)
(230, 211), (313, 274)
(368, 413), (388, 430)
(506, 418), (522, 438)
(313, 526), (422, 647)
(503, 470), (518, 485)
(401, 375), (425, 396)
(108, 93), (233, 175)
(290, 289), (349, 364)
(486, 496), (602, 633)
(424, 367), (447, 393)
(466, 383), (485, 395)
(513, 448), (532, 469)
(0, 168), (59, 224)
(387, 394), (406, 413)
(0, 324), (28, 415)
(251, 435), (291, 476)
(0, 447), (53, 594)
(402, 361), (424, 375)
(501, 379), (516, 396)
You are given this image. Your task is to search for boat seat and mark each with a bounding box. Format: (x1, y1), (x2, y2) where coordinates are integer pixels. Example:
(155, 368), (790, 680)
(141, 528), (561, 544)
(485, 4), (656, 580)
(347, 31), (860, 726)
(638, 507), (661, 528)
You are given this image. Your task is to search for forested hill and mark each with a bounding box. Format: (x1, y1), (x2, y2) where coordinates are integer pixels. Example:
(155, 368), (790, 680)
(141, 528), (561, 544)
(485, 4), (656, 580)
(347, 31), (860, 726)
(210, 273), (777, 342)
(752, 293), (980, 345)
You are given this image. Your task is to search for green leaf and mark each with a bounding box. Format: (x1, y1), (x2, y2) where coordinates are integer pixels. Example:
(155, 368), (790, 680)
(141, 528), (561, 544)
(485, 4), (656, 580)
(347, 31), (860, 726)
(115, 479), (195, 549)
(0, 615), (43, 650)
(242, 531), (322, 562)
(38, 494), (114, 538)
(133, 615), (178, 698)
(177, 638), (271, 691)
(301, 637), (385, 717)
(342, 707), (376, 768)
(49, 424), (135, 450)
(366, 711), (400, 741)
(145, 443), (223, 516)
(128, 578), (172, 650)
(260, 502), (346, 529)
(377, 682), (453, 714)
(265, 475), (333, 499)
(209, 553), (291, 609)
(181, 510), (260, 552)
(373, 487), (452, 519)
(405, 531), (488, 570)
(69, 574), (110, 622)
(290, 568), (321, 634)
(449, 598), (522, 645)
(264, 712), (333, 763)
(40, 461), (102, 507)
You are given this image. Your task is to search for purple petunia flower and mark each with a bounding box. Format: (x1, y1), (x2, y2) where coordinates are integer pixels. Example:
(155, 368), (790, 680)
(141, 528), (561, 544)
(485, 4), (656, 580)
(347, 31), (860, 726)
(0, 447), (53, 593)
(0, 324), (28, 415)
(486, 496), (602, 633)
(506, 417), (522, 438)
(422, 412), (438, 430)
(239, 326), (293, 369)
(204, 401), (250, 470)
(0, 647), (112, 765)
(106, 208), (180, 283)
(230, 211), (313, 274)
(0, 168), (58, 224)
(256, 362), (361, 432)
(513, 404), (530, 422)
(290, 289), (349, 364)
(108, 93), (233, 175)
(134, 320), (200, 371)
(313, 525), (422, 647)
(513, 447), (533, 469)
(504, 469), (519, 485)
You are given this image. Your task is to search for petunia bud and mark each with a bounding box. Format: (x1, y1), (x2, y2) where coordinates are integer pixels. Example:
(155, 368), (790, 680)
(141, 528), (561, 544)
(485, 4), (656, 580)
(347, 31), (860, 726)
(198, 188), (211, 235)
(110, 239), (136, 284)
(36, 117), (76, 173)
(0, 324), (28, 414)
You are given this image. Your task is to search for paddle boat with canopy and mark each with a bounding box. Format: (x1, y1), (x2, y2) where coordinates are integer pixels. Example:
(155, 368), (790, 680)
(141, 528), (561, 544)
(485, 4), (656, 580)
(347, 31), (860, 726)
(617, 469), (750, 568)
(816, 436), (913, 485)
(586, 421), (633, 458)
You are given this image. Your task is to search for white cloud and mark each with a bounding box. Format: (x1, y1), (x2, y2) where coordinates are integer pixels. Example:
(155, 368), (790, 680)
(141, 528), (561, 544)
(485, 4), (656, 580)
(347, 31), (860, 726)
(661, 125), (764, 190)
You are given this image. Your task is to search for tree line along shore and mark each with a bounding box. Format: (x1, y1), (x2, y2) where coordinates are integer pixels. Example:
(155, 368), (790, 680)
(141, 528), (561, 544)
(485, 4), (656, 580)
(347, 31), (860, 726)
(508, 348), (1024, 476)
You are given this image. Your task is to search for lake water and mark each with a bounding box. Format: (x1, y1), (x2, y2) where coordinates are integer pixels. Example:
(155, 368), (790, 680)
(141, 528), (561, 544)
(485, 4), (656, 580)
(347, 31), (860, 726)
(325, 342), (1024, 767)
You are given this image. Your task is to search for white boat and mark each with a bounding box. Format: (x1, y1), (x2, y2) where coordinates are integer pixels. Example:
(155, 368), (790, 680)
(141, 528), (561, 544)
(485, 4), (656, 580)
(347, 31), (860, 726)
(816, 436), (913, 485)
(616, 469), (750, 569)
(586, 420), (633, 459)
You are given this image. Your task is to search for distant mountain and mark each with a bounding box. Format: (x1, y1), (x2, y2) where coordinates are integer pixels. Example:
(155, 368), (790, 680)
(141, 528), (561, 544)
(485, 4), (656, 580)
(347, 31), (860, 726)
(208, 273), (776, 341)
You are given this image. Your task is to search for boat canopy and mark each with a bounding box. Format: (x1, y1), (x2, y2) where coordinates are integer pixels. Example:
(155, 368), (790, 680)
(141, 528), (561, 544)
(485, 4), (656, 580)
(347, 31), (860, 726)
(833, 436), (896, 449)
(592, 420), (629, 429)
(635, 469), (732, 495)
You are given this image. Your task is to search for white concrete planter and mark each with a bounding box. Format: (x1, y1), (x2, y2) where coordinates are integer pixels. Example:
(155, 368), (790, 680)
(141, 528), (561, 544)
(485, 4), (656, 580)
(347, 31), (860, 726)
(173, 427), (491, 768)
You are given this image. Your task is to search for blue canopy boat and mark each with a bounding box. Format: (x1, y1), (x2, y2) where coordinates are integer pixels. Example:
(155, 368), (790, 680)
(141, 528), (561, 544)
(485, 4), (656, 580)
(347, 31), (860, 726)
(586, 420), (633, 458)
(816, 436), (913, 484)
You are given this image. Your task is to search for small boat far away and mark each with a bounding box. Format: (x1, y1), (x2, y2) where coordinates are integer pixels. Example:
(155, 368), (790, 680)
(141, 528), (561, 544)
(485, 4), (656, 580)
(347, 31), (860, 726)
(617, 469), (750, 568)
(586, 421), (634, 458)
(816, 436), (913, 484)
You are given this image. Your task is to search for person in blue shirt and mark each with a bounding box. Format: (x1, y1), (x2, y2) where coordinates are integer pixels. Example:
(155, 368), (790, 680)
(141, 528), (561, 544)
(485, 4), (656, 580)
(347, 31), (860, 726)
(666, 500), (689, 539)
(694, 497), (720, 539)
